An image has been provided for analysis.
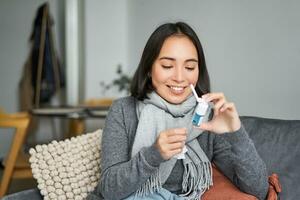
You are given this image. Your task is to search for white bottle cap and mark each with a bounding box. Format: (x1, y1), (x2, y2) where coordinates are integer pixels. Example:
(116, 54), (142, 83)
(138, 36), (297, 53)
(190, 84), (209, 115)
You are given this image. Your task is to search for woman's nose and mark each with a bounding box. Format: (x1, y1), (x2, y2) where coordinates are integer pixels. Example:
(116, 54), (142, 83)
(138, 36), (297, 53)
(172, 67), (184, 82)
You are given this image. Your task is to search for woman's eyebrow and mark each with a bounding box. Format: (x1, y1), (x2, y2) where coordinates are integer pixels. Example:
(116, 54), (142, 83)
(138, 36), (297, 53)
(185, 59), (198, 63)
(159, 57), (175, 61)
(159, 57), (198, 63)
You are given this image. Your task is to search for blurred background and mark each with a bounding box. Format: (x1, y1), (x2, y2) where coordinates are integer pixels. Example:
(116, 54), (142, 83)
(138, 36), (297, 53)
(0, 0), (299, 195)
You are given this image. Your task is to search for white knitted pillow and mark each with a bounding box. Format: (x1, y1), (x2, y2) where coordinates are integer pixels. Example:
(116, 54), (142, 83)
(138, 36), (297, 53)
(29, 129), (102, 200)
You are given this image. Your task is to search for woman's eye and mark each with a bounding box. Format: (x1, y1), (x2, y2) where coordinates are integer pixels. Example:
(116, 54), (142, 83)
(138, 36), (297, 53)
(162, 65), (173, 69)
(186, 66), (195, 71)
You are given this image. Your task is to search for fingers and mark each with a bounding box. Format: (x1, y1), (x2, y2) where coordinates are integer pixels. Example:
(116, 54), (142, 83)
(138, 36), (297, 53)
(168, 142), (185, 150)
(202, 92), (230, 115)
(202, 92), (226, 103)
(199, 92), (241, 134)
(199, 122), (213, 132)
(220, 102), (235, 113)
(169, 148), (184, 155)
(213, 98), (225, 116)
(166, 128), (187, 145)
(166, 128), (187, 136)
(156, 128), (187, 160)
(158, 141), (185, 153)
(168, 134), (187, 143)
(202, 93), (225, 115)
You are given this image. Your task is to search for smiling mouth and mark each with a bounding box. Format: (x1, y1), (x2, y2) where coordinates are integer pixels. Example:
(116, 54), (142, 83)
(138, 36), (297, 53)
(167, 85), (187, 94)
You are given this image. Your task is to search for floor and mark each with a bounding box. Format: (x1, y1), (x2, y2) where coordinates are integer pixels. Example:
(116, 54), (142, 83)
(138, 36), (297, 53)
(0, 164), (37, 196)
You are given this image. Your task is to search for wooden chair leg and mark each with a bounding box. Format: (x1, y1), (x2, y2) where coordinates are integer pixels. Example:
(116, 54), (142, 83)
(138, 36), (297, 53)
(0, 127), (27, 197)
(68, 119), (85, 137)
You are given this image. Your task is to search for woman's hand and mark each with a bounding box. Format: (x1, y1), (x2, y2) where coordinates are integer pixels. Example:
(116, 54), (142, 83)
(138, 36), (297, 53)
(155, 128), (187, 160)
(199, 92), (241, 134)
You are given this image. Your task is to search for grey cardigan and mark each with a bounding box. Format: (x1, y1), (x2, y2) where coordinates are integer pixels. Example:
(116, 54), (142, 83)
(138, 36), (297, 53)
(87, 96), (268, 200)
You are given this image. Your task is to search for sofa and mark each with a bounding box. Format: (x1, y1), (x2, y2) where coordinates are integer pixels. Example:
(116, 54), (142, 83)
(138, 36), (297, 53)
(2, 116), (300, 200)
(240, 116), (300, 200)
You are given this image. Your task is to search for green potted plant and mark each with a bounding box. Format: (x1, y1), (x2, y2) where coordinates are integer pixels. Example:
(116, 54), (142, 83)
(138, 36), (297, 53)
(100, 64), (131, 95)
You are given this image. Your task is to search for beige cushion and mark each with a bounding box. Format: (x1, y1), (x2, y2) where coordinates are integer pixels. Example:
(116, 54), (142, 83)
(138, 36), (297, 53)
(29, 129), (102, 200)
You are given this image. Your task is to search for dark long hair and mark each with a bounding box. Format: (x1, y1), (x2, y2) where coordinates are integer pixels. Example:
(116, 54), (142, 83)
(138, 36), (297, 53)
(130, 22), (210, 100)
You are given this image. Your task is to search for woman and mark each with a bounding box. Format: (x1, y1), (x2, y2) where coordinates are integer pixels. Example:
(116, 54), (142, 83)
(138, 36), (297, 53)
(88, 22), (268, 200)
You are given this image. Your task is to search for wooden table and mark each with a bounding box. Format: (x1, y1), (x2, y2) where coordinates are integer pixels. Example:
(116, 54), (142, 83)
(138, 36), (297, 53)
(30, 106), (110, 137)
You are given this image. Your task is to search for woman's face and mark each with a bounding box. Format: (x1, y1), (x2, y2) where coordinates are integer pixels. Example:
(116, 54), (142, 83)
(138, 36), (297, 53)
(151, 35), (199, 104)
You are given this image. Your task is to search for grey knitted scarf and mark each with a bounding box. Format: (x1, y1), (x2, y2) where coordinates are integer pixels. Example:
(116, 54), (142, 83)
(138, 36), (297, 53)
(131, 92), (213, 200)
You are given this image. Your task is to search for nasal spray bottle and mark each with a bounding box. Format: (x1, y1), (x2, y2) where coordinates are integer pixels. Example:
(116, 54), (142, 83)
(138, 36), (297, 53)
(190, 84), (209, 127)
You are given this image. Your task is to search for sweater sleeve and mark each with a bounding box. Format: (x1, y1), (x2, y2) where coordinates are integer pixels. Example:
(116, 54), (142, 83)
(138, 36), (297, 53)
(212, 125), (269, 200)
(89, 99), (165, 200)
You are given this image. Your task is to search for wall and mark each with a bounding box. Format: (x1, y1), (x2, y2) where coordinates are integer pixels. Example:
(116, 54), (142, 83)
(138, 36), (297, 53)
(84, 0), (129, 99)
(85, 0), (300, 119)
(126, 0), (300, 119)
(0, 0), (65, 157)
(84, 0), (300, 119)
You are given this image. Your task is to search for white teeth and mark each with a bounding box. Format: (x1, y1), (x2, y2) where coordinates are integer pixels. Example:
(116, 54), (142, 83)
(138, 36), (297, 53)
(170, 86), (184, 91)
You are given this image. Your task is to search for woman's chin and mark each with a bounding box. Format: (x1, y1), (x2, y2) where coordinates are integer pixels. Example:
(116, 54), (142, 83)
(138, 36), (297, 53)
(165, 95), (188, 104)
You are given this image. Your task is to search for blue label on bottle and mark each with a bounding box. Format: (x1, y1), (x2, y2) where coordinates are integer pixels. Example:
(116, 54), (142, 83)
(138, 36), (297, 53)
(192, 113), (203, 126)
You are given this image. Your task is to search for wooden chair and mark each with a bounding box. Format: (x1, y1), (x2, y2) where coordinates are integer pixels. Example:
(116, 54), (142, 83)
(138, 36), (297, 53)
(0, 111), (32, 197)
